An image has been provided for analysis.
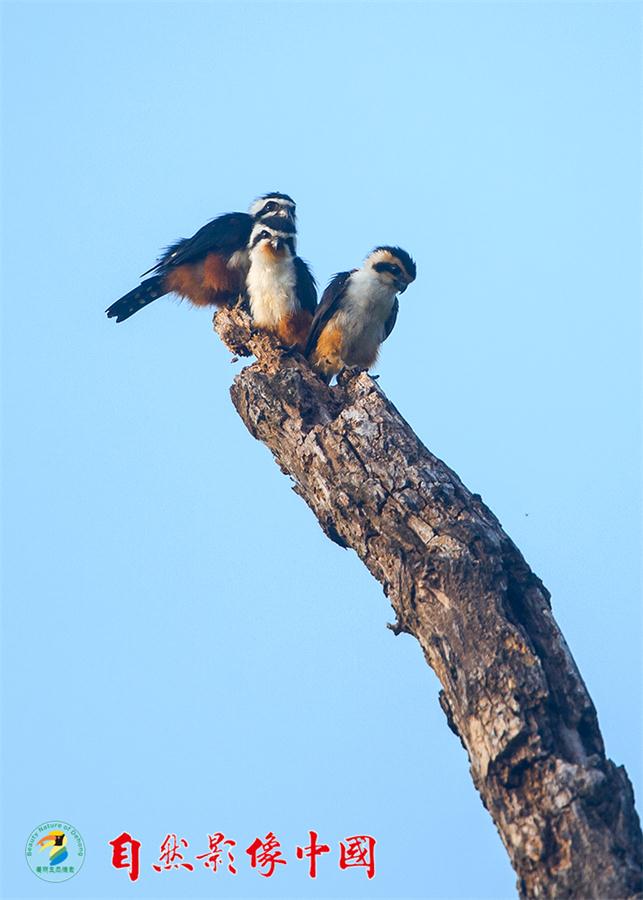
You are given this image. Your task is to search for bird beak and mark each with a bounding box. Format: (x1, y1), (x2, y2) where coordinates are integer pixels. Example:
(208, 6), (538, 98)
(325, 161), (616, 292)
(272, 238), (284, 252)
(397, 281), (408, 293)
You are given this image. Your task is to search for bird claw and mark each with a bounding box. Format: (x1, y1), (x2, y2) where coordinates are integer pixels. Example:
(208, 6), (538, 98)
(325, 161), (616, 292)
(337, 365), (365, 386)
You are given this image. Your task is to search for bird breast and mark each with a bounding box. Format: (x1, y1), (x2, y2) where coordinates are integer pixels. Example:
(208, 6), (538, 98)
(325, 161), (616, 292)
(336, 270), (396, 362)
(247, 249), (298, 328)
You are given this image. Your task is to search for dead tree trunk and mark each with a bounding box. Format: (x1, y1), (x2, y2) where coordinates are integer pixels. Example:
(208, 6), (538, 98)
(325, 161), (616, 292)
(214, 306), (642, 899)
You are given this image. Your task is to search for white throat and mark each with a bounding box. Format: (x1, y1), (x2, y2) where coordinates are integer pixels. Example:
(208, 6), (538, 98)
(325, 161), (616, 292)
(246, 247), (298, 327)
(347, 267), (398, 318)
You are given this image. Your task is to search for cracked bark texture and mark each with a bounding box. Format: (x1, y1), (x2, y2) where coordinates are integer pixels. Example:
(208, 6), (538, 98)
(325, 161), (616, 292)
(214, 305), (642, 899)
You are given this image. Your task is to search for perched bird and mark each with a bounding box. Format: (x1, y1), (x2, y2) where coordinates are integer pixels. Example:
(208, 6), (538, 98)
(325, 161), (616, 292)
(246, 219), (317, 349)
(106, 193), (296, 323)
(305, 246), (416, 382)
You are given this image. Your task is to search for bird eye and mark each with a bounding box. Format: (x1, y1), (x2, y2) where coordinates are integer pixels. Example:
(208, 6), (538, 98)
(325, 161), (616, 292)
(263, 201), (277, 213)
(260, 231), (270, 240)
(391, 265), (401, 276)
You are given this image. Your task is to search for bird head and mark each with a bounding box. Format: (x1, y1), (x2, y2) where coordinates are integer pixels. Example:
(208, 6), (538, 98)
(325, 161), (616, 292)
(366, 246), (417, 293)
(249, 220), (296, 260)
(37, 831), (67, 853)
(249, 192), (296, 228)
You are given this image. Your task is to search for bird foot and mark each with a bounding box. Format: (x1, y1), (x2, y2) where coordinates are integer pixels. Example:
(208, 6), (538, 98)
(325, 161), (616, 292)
(337, 366), (366, 386)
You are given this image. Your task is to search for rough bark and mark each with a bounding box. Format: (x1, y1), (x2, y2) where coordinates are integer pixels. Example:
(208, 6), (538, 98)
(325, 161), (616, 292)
(214, 305), (643, 899)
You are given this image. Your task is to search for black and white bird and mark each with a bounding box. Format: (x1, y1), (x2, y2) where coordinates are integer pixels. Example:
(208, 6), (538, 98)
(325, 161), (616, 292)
(305, 246), (416, 382)
(106, 193), (296, 323)
(245, 219), (317, 349)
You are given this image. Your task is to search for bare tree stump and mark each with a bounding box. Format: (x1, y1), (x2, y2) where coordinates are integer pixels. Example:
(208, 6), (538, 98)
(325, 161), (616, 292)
(214, 305), (642, 899)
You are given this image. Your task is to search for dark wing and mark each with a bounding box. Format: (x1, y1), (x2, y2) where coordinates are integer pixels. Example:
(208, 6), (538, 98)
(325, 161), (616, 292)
(304, 270), (354, 357)
(294, 256), (317, 316)
(383, 297), (399, 340)
(140, 212), (253, 276)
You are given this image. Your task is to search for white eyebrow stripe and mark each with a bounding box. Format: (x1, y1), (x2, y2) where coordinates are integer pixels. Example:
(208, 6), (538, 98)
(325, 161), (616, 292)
(249, 222), (293, 242)
(248, 197), (296, 218)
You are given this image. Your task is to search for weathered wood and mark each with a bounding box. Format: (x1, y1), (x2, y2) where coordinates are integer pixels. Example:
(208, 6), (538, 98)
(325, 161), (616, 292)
(214, 305), (643, 899)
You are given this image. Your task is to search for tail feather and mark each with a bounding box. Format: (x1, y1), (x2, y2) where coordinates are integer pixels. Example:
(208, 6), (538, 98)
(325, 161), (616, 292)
(106, 275), (167, 323)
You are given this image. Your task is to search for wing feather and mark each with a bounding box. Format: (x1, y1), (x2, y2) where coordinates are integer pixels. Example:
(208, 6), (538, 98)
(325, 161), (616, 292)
(304, 271), (354, 357)
(294, 257), (317, 316)
(140, 212), (253, 276)
(383, 297), (399, 341)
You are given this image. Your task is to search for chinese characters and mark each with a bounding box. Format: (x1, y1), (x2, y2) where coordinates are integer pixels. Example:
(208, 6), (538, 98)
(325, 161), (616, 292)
(109, 829), (375, 881)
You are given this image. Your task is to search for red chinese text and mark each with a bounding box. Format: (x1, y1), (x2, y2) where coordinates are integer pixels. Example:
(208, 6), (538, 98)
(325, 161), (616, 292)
(109, 831), (141, 883)
(339, 834), (376, 879)
(246, 831), (287, 877)
(152, 834), (194, 872)
(296, 829), (331, 878)
(195, 832), (237, 874)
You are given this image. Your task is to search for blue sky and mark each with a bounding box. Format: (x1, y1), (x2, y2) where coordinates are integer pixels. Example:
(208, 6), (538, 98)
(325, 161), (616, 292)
(1, 2), (640, 898)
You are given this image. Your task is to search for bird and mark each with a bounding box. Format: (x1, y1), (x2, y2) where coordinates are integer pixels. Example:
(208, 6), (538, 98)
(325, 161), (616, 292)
(245, 219), (317, 350)
(106, 193), (296, 323)
(305, 246), (416, 382)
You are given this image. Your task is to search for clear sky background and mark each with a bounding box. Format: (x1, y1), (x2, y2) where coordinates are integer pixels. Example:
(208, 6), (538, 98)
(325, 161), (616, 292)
(1, 2), (640, 899)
